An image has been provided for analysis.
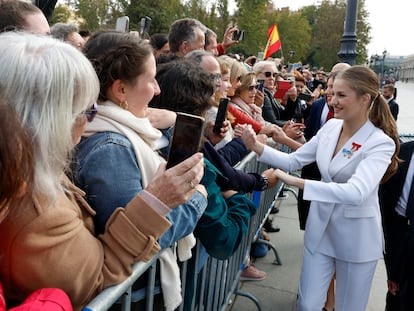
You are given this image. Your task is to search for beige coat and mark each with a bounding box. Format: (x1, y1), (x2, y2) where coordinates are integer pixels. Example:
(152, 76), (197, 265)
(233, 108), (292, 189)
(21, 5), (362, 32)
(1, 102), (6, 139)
(0, 177), (170, 310)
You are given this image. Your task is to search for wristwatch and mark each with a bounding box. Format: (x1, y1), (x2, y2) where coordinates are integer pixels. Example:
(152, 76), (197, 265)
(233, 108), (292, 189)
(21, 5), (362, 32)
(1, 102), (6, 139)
(258, 176), (269, 191)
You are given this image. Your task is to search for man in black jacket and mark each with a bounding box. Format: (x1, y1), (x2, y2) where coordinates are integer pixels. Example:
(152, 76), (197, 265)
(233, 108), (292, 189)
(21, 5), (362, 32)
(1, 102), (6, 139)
(380, 141), (414, 311)
(382, 83), (399, 121)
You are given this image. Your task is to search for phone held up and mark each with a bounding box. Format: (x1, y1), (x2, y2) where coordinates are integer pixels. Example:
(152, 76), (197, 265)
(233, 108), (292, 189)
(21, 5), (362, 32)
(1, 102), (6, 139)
(256, 78), (265, 92)
(115, 16), (129, 32)
(213, 98), (229, 134)
(166, 112), (205, 169)
(232, 29), (244, 41)
(298, 92), (312, 102)
(140, 16), (152, 36)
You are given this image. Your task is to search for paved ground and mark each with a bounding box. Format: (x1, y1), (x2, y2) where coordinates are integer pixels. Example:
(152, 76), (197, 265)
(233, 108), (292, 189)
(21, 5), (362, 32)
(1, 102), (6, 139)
(228, 191), (387, 311)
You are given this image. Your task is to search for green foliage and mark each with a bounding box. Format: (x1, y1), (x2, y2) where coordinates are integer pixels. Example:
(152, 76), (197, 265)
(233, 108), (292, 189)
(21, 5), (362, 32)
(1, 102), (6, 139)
(50, 0), (371, 69)
(50, 4), (76, 25)
(303, 0), (346, 69)
(124, 0), (185, 34)
(231, 0), (271, 57)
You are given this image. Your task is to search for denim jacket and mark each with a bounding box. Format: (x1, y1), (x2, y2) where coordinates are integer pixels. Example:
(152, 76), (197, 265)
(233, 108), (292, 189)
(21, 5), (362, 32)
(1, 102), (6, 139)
(74, 131), (207, 249)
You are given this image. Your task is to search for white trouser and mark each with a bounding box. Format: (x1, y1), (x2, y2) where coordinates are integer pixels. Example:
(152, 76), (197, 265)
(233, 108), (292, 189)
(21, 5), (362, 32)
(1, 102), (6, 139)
(297, 246), (378, 311)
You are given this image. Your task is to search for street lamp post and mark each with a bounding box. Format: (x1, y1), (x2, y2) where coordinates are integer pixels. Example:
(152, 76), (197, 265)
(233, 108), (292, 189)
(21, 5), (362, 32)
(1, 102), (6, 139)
(338, 0), (358, 65)
(380, 49), (387, 86)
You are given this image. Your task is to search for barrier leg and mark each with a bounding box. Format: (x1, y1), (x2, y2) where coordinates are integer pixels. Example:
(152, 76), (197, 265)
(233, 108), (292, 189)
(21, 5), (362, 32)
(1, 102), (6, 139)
(256, 238), (282, 265)
(233, 289), (263, 311)
(120, 287), (131, 311)
(281, 185), (298, 200)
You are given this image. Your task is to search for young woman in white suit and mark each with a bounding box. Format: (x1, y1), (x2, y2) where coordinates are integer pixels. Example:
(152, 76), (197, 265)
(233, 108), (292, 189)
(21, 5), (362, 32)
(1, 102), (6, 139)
(240, 66), (400, 311)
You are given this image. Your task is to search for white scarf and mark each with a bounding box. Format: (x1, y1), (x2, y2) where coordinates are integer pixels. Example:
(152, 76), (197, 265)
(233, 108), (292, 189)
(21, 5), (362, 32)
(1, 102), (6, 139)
(85, 101), (195, 310)
(84, 101), (163, 186)
(231, 97), (265, 125)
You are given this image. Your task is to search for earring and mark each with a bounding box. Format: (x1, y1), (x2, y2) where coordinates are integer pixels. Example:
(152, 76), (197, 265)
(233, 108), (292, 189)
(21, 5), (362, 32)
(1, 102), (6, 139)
(120, 100), (128, 110)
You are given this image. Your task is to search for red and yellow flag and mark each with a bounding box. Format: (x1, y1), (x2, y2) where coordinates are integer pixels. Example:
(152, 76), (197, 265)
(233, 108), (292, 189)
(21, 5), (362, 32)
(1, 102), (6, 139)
(263, 24), (281, 59)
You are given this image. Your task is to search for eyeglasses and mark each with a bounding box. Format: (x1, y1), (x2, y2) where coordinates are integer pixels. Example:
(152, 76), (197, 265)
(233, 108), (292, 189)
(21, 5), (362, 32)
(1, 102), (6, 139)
(83, 102), (98, 122)
(262, 71), (278, 78)
(248, 84), (258, 92)
(211, 73), (222, 83)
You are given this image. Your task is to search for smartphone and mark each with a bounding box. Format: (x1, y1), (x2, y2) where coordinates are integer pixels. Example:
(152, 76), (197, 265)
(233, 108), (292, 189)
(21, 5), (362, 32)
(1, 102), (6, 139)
(256, 78), (265, 92)
(298, 92), (312, 102)
(115, 16), (129, 32)
(232, 30), (244, 41)
(274, 80), (293, 99)
(140, 16), (152, 36)
(166, 112), (205, 169)
(213, 98), (229, 134)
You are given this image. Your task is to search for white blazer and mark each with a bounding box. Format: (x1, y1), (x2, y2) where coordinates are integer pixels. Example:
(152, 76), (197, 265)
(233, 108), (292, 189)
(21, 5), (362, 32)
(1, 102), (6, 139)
(260, 119), (395, 262)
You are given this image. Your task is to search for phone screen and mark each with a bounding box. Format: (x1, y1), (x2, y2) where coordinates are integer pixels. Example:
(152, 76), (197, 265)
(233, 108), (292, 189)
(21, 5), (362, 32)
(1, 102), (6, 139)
(166, 112), (205, 169)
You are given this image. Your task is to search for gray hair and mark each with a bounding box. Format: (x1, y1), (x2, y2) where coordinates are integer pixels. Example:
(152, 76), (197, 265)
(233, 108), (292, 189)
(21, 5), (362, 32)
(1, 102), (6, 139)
(0, 32), (99, 200)
(168, 18), (207, 53)
(252, 60), (278, 75)
(185, 49), (213, 64)
(51, 22), (79, 41)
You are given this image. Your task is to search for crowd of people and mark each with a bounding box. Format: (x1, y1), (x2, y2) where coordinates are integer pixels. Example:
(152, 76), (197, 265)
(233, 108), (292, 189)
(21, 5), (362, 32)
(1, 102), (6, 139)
(0, 1), (411, 311)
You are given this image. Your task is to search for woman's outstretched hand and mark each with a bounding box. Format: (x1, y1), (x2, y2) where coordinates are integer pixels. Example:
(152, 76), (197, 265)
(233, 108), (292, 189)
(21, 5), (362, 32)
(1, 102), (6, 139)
(273, 169), (304, 190)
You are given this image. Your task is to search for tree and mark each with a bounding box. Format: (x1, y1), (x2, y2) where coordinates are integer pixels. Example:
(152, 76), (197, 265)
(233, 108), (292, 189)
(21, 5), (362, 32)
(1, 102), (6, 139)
(231, 0), (270, 57)
(124, 0), (184, 34)
(268, 8), (312, 62)
(306, 0), (346, 69)
(50, 4), (79, 25)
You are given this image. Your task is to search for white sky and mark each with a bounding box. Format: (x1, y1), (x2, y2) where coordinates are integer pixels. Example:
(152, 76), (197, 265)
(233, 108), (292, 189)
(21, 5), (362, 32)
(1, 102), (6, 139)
(229, 0), (413, 57)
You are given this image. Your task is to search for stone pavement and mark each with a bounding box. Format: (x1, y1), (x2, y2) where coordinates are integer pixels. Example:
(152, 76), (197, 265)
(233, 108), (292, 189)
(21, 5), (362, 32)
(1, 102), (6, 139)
(228, 189), (387, 311)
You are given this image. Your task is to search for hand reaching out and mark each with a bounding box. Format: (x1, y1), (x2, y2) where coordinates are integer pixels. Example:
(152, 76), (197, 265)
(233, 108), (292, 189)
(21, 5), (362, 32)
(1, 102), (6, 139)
(261, 168), (279, 189)
(273, 169), (304, 190)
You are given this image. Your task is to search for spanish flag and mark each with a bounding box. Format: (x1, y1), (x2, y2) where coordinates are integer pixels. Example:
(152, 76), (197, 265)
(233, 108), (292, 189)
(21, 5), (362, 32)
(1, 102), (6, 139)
(263, 24), (281, 59)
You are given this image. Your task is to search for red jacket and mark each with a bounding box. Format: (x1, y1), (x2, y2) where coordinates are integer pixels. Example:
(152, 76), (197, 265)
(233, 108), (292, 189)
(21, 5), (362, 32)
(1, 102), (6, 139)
(227, 104), (262, 133)
(0, 284), (72, 311)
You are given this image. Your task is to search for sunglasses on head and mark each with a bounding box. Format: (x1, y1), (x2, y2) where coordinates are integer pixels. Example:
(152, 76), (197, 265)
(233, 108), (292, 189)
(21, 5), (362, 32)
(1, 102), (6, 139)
(83, 102), (98, 122)
(262, 71), (278, 78)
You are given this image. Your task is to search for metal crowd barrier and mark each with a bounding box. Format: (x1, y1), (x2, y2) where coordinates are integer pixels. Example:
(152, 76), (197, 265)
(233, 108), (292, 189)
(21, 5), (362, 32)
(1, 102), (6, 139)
(82, 148), (287, 311)
(399, 133), (414, 143)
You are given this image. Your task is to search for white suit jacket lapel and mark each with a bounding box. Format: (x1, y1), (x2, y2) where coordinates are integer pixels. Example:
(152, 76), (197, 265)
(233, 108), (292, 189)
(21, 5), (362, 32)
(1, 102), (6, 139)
(329, 120), (375, 179)
(317, 120), (342, 182)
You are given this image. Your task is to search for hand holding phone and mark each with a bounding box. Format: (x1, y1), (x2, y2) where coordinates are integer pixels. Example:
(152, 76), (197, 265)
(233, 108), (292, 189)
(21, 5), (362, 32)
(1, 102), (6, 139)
(213, 98), (229, 134)
(298, 92), (312, 102)
(166, 112), (205, 169)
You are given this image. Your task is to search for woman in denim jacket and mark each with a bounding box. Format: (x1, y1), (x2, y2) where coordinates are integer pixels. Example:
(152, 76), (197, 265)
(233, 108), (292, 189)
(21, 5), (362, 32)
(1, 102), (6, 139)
(75, 31), (208, 248)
